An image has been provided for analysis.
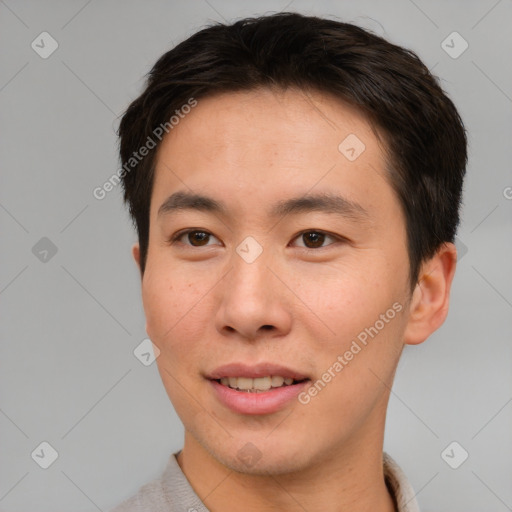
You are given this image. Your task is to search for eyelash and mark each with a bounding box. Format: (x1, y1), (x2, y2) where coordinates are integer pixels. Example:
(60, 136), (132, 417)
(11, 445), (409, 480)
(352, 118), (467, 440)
(167, 229), (345, 252)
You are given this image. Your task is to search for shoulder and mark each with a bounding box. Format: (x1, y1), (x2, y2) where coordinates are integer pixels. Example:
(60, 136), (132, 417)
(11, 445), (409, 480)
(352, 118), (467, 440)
(107, 476), (168, 512)
(107, 452), (208, 512)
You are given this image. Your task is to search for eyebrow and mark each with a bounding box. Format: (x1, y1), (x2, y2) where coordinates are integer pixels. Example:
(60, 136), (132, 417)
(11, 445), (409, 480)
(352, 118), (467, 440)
(157, 190), (369, 222)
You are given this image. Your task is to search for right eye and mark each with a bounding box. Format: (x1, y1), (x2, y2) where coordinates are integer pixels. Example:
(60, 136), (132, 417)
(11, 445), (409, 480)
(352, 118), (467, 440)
(168, 229), (222, 247)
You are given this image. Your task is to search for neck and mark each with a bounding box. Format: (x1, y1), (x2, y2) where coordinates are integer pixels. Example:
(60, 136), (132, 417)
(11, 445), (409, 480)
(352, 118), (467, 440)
(176, 424), (397, 512)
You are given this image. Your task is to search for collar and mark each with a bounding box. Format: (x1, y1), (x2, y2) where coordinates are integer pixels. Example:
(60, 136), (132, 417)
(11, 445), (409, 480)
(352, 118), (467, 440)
(383, 452), (420, 512)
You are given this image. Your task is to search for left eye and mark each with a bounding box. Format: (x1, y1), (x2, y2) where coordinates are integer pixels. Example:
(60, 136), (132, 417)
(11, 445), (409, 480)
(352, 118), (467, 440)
(292, 230), (338, 249)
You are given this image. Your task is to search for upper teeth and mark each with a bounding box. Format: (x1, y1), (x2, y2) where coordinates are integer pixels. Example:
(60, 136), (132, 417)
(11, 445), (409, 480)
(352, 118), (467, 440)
(220, 376), (296, 391)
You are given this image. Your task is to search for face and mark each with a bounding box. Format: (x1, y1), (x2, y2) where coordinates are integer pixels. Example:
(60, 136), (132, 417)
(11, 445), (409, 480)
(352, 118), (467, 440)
(139, 88), (414, 475)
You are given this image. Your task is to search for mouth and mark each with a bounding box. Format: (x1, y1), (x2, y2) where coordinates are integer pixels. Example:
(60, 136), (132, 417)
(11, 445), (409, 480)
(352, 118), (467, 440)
(212, 375), (310, 392)
(206, 362), (312, 415)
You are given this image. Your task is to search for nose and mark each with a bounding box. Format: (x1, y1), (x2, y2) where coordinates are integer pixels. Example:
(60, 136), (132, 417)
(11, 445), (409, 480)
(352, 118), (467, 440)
(214, 249), (293, 342)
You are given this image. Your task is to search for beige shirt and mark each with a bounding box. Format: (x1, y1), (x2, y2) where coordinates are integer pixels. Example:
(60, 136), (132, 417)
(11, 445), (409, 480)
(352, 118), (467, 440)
(110, 451), (420, 512)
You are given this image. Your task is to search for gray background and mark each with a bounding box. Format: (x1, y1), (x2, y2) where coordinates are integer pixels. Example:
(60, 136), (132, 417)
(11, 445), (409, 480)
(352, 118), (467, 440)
(1, 0), (511, 510)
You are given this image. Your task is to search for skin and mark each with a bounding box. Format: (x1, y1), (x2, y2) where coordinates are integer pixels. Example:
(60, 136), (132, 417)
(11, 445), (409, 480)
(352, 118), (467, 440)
(132, 88), (457, 512)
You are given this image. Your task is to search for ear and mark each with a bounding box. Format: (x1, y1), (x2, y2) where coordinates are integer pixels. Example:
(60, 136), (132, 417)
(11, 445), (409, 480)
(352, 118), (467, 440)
(132, 243), (149, 335)
(132, 243), (142, 275)
(403, 242), (457, 345)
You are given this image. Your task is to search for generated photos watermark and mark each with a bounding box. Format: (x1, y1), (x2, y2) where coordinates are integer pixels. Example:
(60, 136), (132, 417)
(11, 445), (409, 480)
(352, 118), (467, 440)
(93, 97), (198, 200)
(298, 301), (403, 405)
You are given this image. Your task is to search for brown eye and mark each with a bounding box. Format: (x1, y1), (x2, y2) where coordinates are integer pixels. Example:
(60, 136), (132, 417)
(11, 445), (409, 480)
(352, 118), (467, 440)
(186, 231), (210, 246)
(171, 230), (220, 247)
(293, 230), (338, 249)
(302, 231), (325, 248)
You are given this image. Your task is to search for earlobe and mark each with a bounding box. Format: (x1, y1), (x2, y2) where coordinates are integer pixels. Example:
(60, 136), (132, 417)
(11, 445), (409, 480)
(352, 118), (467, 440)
(403, 243), (457, 346)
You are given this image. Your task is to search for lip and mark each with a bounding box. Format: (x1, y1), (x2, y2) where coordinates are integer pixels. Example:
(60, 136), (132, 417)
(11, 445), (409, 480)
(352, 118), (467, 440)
(209, 378), (310, 415)
(206, 362), (309, 380)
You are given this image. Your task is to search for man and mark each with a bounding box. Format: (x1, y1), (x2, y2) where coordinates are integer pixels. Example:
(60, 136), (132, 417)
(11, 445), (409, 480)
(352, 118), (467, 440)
(111, 12), (467, 512)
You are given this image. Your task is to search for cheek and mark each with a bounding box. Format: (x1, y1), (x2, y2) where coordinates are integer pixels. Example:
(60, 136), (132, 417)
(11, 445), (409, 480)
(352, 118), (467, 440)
(142, 265), (201, 346)
(141, 275), (176, 339)
(304, 261), (387, 319)
(303, 260), (408, 360)
(141, 260), (224, 376)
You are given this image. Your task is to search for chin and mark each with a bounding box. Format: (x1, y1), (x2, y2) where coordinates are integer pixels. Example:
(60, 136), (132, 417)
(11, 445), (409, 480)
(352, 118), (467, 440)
(199, 432), (318, 476)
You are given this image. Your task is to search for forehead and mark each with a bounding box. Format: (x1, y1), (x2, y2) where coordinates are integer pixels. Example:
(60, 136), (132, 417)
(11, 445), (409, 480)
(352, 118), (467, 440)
(156, 88), (380, 158)
(150, 88), (397, 223)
